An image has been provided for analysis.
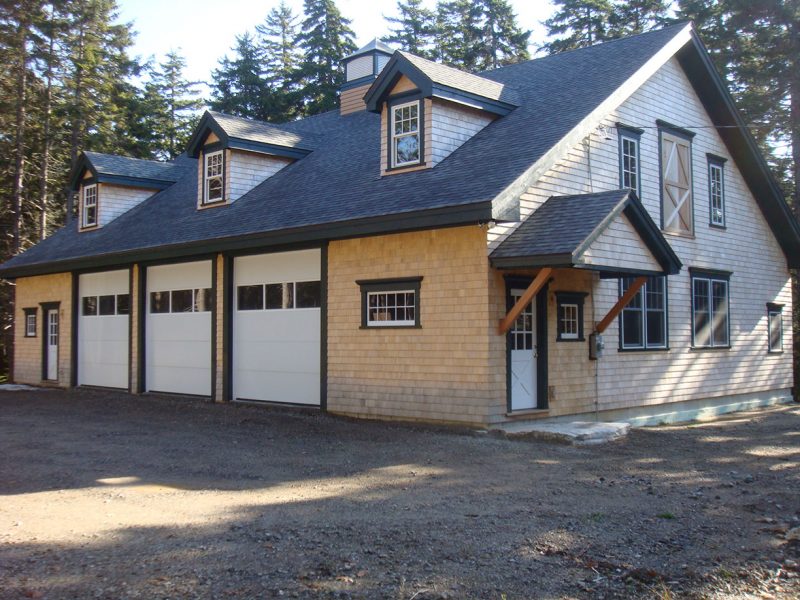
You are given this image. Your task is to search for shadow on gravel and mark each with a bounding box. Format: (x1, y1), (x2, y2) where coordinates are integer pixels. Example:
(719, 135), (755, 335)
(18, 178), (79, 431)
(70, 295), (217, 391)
(1, 389), (799, 598)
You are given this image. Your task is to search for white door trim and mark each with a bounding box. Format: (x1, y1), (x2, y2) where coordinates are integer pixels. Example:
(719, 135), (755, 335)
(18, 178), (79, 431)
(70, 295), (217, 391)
(509, 288), (537, 411)
(46, 309), (58, 381)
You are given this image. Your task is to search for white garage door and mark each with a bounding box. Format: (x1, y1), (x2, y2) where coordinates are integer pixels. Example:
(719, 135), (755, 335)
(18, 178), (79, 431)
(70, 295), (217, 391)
(78, 270), (130, 389)
(233, 249), (321, 405)
(146, 260), (212, 396)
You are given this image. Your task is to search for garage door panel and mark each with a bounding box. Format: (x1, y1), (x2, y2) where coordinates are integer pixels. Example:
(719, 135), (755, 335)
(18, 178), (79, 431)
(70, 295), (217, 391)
(146, 261), (212, 396)
(78, 270), (129, 389)
(235, 370), (319, 405)
(233, 250), (321, 405)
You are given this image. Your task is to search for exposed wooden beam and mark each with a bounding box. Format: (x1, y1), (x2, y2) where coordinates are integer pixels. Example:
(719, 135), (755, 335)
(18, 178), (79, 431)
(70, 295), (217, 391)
(594, 275), (647, 334)
(498, 267), (552, 335)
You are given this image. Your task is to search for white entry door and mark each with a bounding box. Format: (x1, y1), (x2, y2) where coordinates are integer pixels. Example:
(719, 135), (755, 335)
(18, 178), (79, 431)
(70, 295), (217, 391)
(509, 289), (537, 411)
(146, 260), (212, 396)
(233, 249), (321, 405)
(46, 309), (58, 381)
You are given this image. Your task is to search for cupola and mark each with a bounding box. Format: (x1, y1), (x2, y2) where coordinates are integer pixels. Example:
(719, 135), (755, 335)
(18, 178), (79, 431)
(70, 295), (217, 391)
(340, 39), (394, 115)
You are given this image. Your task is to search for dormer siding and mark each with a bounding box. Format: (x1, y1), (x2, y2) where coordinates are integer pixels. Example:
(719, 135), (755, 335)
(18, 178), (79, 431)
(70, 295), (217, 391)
(227, 150), (292, 201)
(98, 184), (157, 226)
(429, 101), (494, 166)
(340, 84), (372, 115)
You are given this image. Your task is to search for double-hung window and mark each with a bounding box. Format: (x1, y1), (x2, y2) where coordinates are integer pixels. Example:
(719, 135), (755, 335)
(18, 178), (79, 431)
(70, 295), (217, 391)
(556, 292), (587, 341)
(391, 101), (421, 168)
(659, 121), (695, 235)
(619, 276), (667, 350)
(82, 184), (98, 228)
(618, 124), (642, 197)
(767, 303), (783, 353)
(707, 154), (726, 227)
(204, 150), (224, 204)
(691, 270), (730, 348)
(24, 308), (37, 337)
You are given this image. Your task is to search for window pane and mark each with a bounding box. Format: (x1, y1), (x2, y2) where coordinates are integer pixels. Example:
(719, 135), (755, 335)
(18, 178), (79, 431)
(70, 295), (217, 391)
(150, 291), (169, 313)
(26, 314), (36, 336)
(171, 289), (194, 313)
(194, 288), (212, 312)
(116, 294), (130, 315)
(646, 311), (665, 347)
(296, 281), (321, 308)
(283, 282), (294, 309)
(98, 295), (115, 315)
(367, 290), (416, 325)
(395, 134), (420, 164)
(769, 311), (782, 351)
(693, 279), (710, 346)
(82, 296), (98, 316)
(622, 310), (643, 347)
(238, 285), (264, 311)
(207, 177), (223, 201)
(265, 283), (282, 309)
(711, 280), (728, 346)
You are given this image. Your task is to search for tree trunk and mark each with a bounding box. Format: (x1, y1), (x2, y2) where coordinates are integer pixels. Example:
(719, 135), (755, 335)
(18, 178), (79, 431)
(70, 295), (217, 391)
(39, 6), (56, 241)
(11, 15), (29, 254)
(67, 18), (86, 224)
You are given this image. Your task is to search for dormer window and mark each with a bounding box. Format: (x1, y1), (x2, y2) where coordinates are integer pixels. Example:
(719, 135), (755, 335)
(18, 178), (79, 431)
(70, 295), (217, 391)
(391, 101), (421, 168)
(82, 184), (97, 228)
(204, 150), (224, 204)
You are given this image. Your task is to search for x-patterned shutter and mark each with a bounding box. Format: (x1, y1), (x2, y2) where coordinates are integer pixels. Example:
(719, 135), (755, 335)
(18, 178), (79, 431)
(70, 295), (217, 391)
(661, 132), (693, 234)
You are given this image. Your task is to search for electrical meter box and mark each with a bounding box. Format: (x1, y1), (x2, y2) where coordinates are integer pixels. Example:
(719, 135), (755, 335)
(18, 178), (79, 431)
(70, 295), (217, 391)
(589, 332), (604, 360)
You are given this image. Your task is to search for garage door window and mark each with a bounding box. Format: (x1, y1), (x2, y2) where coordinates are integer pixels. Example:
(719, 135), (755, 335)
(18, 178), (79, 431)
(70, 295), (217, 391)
(150, 288), (212, 313)
(237, 281), (320, 311)
(82, 294), (130, 316)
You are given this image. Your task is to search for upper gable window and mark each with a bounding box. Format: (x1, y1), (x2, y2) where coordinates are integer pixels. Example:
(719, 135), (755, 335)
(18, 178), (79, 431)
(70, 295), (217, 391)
(204, 150), (224, 204)
(391, 101), (421, 168)
(659, 122), (695, 236)
(617, 125), (642, 197)
(82, 184), (98, 228)
(707, 154), (726, 228)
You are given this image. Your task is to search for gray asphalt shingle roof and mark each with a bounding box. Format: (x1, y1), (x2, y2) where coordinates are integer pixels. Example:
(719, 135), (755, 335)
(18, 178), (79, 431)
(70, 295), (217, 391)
(490, 190), (631, 261)
(208, 111), (317, 150)
(1, 24), (692, 276)
(83, 151), (182, 182)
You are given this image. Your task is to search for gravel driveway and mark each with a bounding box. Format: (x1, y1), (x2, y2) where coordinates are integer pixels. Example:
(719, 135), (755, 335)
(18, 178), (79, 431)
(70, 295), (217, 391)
(1, 389), (799, 599)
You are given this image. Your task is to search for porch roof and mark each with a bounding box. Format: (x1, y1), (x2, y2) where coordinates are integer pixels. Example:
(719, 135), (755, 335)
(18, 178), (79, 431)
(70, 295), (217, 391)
(489, 190), (682, 276)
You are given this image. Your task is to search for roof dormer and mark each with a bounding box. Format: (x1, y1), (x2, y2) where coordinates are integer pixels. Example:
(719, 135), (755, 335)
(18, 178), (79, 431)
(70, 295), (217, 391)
(70, 152), (179, 231)
(362, 52), (520, 175)
(186, 111), (314, 209)
(340, 39), (394, 115)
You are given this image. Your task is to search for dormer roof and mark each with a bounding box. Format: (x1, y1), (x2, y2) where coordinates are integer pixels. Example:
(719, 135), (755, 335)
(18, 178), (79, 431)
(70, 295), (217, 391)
(70, 151), (180, 191)
(186, 111), (316, 160)
(364, 51), (521, 115)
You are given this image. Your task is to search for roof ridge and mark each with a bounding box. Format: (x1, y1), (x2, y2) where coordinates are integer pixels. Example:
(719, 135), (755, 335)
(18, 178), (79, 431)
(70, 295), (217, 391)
(84, 150), (174, 167)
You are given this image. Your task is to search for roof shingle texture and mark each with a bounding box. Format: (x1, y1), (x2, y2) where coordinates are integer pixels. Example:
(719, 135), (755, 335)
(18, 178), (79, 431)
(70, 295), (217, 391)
(490, 190), (630, 259)
(209, 111), (317, 149)
(84, 151), (181, 182)
(1, 25), (686, 273)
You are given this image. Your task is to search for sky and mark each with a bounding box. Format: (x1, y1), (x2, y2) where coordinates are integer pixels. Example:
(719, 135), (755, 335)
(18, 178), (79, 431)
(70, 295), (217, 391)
(116, 0), (555, 86)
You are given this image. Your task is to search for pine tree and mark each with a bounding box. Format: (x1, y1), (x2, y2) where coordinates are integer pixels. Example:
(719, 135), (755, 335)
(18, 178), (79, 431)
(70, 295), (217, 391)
(608, 0), (670, 37)
(209, 33), (270, 120)
(256, 1), (303, 121)
(473, 0), (530, 70)
(436, 0), (483, 69)
(541, 0), (615, 54)
(383, 0), (437, 58)
(295, 0), (357, 115)
(145, 51), (203, 159)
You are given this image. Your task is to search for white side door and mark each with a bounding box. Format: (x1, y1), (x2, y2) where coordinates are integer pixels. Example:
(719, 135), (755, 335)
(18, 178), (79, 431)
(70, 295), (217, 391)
(509, 289), (537, 411)
(233, 249), (321, 405)
(46, 309), (58, 381)
(146, 261), (212, 396)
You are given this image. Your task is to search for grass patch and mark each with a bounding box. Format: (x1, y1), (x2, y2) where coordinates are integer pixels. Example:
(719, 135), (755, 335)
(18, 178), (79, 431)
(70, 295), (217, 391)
(656, 512), (675, 519)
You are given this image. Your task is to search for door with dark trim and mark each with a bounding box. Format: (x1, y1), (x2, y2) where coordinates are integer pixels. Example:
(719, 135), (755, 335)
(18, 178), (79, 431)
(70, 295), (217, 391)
(46, 309), (58, 381)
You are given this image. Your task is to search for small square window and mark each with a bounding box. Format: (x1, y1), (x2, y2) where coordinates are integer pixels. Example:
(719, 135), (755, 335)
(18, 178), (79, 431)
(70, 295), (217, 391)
(238, 285), (264, 311)
(296, 281), (321, 308)
(150, 291), (170, 314)
(194, 288), (213, 312)
(170, 289), (194, 313)
(98, 295), (116, 315)
(24, 309), (37, 337)
(556, 292), (586, 341)
(82, 296), (98, 316)
(358, 277), (422, 327)
(116, 294), (130, 315)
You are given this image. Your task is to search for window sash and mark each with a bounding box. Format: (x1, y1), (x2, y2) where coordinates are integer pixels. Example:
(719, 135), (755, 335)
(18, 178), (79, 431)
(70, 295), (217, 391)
(559, 303), (579, 339)
(204, 151), (224, 203)
(25, 313), (36, 337)
(391, 102), (420, 167)
(620, 135), (640, 196)
(366, 290), (416, 326)
(82, 184), (97, 227)
(709, 162), (725, 226)
(692, 276), (729, 348)
(620, 277), (667, 349)
(768, 309), (783, 352)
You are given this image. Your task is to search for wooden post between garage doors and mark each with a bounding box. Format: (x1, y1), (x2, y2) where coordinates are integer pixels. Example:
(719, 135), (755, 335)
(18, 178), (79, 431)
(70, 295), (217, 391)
(497, 268), (552, 335)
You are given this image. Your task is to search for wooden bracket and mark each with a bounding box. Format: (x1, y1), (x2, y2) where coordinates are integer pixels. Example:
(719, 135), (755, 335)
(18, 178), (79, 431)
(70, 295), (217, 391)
(498, 267), (552, 335)
(594, 275), (647, 334)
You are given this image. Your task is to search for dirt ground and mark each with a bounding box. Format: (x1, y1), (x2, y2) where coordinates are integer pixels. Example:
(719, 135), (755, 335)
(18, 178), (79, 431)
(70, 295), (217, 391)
(0, 389), (798, 599)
